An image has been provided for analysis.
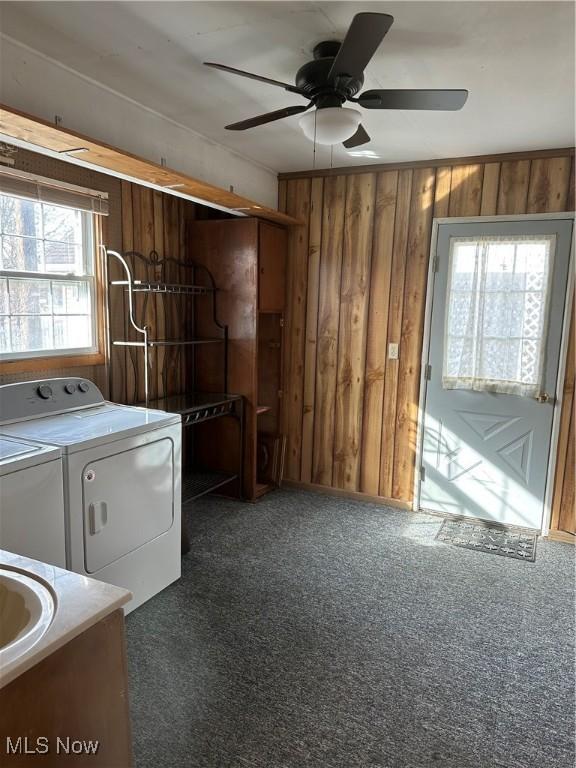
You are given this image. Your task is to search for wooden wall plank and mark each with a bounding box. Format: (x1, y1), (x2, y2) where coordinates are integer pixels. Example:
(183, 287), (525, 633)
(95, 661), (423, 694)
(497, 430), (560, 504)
(480, 162), (501, 215)
(312, 176), (346, 486)
(283, 178), (312, 480)
(333, 173), (376, 489)
(162, 195), (179, 397)
(278, 179), (287, 213)
(433, 167), (451, 218)
(137, 189), (155, 403)
(448, 164), (484, 217)
(120, 182), (137, 404)
(119, 183), (134, 265)
(392, 169), (436, 500)
(123, 185), (143, 404)
(497, 160), (531, 214)
(567, 157), (575, 212)
(110, 182), (132, 404)
(551, 307), (575, 534)
(152, 190), (166, 401)
(559, 400), (575, 534)
(379, 170), (413, 498)
(360, 171), (398, 495)
(527, 157), (572, 213)
(179, 200), (191, 394)
(300, 177), (324, 482)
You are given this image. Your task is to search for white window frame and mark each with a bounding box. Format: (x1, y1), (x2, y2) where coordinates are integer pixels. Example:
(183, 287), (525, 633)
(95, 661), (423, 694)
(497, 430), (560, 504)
(0, 196), (99, 362)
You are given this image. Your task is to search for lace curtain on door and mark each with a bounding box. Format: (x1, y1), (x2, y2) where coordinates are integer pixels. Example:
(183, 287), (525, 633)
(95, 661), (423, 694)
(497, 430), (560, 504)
(442, 234), (555, 397)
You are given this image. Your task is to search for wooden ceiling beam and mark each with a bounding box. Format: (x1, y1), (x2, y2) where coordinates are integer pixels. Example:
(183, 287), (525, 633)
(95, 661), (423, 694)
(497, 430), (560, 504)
(0, 103), (299, 227)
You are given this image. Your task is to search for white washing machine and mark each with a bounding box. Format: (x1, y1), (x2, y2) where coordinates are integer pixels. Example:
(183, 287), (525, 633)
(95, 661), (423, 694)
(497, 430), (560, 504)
(0, 435), (66, 567)
(0, 378), (182, 613)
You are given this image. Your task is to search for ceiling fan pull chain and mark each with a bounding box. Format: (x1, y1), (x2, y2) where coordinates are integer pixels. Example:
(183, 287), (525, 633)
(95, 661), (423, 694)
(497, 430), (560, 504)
(313, 110), (317, 169)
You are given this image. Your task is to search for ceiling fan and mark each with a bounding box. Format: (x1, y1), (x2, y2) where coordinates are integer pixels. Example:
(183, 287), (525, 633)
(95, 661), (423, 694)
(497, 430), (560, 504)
(204, 12), (468, 148)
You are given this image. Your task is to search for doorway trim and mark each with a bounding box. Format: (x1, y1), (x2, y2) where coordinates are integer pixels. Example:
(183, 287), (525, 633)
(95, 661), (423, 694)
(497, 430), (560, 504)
(413, 213), (575, 535)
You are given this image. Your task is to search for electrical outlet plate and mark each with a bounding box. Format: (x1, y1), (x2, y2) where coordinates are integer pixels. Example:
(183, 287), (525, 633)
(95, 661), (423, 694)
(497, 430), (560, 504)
(388, 343), (399, 360)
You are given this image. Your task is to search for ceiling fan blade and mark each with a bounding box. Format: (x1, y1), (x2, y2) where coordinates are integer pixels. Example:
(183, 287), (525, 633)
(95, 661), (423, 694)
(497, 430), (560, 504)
(204, 62), (306, 96)
(225, 104), (312, 131)
(328, 13), (394, 81)
(359, 89), (469, 111)
(343, 124), (371, 149)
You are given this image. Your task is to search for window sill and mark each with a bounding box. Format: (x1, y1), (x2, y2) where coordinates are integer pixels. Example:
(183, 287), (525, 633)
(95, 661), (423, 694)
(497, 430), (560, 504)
(0, 351), (106, 375)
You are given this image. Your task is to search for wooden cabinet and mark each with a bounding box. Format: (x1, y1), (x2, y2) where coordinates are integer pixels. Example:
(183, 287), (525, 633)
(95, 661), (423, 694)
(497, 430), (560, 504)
(0, 610), (133, 766)
(258, 223), (286, 312)
(189, 218), (287, 501)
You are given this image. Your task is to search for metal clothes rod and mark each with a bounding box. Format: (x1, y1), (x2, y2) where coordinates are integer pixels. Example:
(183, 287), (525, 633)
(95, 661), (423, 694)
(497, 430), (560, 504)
(107, 249), (149, 403)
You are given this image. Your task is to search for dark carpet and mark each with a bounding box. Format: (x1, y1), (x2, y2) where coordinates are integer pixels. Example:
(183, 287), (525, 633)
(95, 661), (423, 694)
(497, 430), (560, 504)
(436, 519), (538, 562)
(126, 489), (575, 768)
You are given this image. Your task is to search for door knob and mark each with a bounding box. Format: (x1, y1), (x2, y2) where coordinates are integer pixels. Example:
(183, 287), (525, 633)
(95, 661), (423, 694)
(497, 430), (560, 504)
(535, 392), (551, 404)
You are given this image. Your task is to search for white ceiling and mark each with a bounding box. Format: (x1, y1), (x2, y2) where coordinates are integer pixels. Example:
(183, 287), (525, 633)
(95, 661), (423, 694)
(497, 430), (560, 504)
(1, 1), (574, 173)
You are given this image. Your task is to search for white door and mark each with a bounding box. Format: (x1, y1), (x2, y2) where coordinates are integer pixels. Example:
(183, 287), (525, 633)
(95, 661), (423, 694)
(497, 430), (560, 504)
(419, 216), (573, 529)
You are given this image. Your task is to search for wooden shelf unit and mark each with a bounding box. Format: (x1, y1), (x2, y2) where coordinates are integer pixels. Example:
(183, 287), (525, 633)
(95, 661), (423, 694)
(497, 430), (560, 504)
(188, 217), (287, 501)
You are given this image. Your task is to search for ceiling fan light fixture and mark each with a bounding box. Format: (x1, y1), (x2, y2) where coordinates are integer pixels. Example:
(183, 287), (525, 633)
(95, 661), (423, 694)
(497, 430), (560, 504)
(299, 107), (362, 145)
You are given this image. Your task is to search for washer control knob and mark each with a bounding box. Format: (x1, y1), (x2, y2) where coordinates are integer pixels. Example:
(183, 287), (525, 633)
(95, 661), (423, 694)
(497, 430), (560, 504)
(64, 382), (77, 394)
(78, 381), (90, 393)
(37, 384), (53, 400)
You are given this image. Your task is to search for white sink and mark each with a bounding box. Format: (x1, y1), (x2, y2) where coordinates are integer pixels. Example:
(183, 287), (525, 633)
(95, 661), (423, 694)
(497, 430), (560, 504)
(0, 567), (56, 668)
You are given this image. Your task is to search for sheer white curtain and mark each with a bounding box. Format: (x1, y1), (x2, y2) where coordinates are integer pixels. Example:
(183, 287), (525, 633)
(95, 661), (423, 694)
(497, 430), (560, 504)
(442, 234), (555, 397)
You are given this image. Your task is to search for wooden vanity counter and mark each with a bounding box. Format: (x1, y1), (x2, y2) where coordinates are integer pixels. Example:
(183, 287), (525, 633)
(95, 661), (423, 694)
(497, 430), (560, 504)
(0, 550), (133, 766)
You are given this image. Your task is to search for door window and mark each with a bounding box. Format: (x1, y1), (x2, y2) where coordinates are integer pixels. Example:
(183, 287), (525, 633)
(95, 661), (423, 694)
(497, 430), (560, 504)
(443, 234), (555, 397)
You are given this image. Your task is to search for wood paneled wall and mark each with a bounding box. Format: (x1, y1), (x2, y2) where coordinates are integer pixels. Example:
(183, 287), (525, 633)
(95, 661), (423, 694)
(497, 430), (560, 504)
(279, 150), (575, 534)
(109, 183), (194, 404)
(108, 183), (228, 405)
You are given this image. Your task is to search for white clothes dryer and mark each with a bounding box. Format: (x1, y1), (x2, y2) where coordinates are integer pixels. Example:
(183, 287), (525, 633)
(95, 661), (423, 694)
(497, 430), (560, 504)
(0, 378), (182, 613)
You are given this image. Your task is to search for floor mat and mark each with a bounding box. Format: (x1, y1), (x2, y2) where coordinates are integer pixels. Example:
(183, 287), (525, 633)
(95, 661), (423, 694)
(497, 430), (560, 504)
(436, 518), (537, 561)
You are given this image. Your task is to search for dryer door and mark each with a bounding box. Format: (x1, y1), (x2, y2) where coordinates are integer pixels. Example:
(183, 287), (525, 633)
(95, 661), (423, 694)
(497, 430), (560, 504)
(82, 437), (174, 573)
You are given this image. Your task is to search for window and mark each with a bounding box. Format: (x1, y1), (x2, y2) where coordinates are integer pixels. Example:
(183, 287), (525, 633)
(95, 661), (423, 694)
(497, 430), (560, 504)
(443, 234), (555, 397)
(0, 193), (98, 361)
